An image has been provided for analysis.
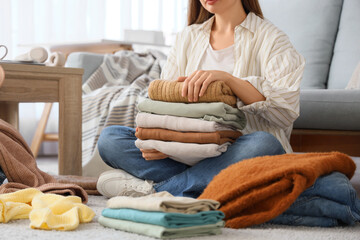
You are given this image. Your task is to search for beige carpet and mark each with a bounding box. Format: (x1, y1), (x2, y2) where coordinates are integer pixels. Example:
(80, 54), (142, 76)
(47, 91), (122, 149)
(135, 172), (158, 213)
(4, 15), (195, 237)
(0, 194), (359, 240)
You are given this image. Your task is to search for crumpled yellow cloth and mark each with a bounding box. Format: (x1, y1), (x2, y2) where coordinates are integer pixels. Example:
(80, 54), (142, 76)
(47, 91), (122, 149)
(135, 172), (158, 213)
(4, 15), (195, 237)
(0, 188), (95, 231)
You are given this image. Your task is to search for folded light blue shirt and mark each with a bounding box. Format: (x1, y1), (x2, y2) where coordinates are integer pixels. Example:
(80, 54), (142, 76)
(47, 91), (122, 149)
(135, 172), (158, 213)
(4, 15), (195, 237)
(102, 208), (225, 228)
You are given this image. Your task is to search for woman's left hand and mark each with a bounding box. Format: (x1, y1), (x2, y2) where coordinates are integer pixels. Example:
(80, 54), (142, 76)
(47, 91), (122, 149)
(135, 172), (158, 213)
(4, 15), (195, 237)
(177, 70), (231, 102)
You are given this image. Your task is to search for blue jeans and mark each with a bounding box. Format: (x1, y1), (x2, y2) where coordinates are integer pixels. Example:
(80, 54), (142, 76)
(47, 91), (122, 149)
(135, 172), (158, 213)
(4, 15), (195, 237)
(0, 166), (6, 185)
(269, 172), (360, 227)
(98, 126), (286, 198)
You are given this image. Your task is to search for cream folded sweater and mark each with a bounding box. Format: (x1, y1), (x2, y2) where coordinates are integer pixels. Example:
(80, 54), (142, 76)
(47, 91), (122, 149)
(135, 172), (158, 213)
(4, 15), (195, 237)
(135, 139), (230, 166)
(107, 191), (220, 214)
(136, 112), (235, 132)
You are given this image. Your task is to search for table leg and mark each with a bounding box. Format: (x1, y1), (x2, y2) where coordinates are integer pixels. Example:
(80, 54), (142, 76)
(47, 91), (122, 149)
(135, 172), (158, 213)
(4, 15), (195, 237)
(0, 102), (19, 129)
(58, 76), (82, 175)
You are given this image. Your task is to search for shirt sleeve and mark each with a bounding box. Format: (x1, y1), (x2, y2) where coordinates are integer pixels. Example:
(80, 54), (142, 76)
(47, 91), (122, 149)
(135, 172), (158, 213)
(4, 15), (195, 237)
(160, 33), (181, 81)
(237, 35), (306, 129)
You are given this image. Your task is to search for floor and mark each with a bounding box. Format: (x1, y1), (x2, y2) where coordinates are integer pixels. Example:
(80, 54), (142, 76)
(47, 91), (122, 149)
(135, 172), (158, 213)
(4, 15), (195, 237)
(36, 155), (58, 175)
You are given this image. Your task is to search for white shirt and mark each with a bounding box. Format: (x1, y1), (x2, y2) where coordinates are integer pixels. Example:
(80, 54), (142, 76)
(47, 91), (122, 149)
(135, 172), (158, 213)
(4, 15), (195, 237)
(198, 44), (235, 74)
(161, 12), (305, 153)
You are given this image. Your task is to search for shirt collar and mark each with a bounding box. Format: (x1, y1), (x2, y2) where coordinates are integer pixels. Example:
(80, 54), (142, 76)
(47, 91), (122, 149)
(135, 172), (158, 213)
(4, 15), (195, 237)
(201, 12), (259, 35)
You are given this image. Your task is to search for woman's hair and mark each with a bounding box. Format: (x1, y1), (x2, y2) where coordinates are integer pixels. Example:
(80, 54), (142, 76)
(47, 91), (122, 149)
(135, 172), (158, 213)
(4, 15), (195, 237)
(187, 0), (264, 25)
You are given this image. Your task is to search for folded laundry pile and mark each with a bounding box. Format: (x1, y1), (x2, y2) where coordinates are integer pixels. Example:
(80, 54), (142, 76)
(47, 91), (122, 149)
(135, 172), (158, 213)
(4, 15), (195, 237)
(0, 188), (95, 231)
(98, 191), (225, 239)
(135, 80), (246, 165)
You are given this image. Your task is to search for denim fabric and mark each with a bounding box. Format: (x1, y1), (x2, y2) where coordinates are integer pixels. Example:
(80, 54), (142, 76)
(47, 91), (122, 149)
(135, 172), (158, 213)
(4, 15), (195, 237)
(0, 166), (6, 185)
(269, 172), (360, 227)
(98, 125), (285, 198)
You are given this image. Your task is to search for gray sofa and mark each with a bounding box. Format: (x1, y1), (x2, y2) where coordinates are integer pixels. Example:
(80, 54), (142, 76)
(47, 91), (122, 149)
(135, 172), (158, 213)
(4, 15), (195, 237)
(259, 0), (360, 155)
(66, 0), (360, 155)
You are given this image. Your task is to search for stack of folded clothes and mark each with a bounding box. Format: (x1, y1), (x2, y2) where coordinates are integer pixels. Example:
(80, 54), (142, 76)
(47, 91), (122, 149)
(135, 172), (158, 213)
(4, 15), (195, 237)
(135, 80), (246, 165)
(98, 191), (225, 239)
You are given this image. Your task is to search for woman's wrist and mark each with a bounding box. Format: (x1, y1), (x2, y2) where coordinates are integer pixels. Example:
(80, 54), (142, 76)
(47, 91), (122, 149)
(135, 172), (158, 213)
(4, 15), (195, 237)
(222, 72), (236, 85)
(223, 73), (245, 88)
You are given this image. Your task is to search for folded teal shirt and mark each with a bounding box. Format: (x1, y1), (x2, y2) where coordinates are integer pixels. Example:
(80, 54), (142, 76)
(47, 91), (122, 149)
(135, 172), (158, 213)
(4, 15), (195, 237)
(102, 208), (225, 228)
(98, 216), (224, 239)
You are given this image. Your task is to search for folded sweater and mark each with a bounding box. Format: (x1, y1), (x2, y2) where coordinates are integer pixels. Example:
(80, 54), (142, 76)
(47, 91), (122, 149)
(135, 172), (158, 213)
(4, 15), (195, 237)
(135, 139), (230, 166)
(135, 127), (242, 145)
(102, 208), (224, 228)
(98, 216), (224, 239)
(107, 191), (220, 214)
(136, 112), (235, 132)
(148, 79), (237, 107)
(137, 99), (246, 130)
(198, 152), (356, 228)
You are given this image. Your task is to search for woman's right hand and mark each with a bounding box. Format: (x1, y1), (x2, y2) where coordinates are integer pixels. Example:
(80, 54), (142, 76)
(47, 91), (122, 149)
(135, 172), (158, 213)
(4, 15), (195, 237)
(140, 149), (168, 161)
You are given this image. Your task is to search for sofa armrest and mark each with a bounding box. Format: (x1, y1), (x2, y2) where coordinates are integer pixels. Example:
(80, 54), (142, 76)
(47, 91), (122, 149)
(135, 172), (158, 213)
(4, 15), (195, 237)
(294, 89), (360, 130)
(65, 52), (105, 83)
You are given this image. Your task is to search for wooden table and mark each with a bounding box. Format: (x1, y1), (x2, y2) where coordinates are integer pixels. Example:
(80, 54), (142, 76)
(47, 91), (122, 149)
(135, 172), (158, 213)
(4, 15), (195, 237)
(0, 63), (83, 175)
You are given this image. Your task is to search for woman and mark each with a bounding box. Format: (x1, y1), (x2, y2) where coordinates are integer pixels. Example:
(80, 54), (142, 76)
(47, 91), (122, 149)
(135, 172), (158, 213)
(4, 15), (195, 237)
(97, 0), (305, 198)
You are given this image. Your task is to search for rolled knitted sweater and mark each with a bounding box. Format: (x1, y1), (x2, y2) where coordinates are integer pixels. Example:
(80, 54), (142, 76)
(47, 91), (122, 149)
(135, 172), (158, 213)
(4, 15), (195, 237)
(148, 80), (237, 107)
(135, 127), (242, 145)
(198, 152), (356, 228)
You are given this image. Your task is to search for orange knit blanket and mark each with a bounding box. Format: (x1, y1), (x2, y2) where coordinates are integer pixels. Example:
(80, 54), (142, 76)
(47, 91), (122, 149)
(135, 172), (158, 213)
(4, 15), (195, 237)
(148, 80), (237, 107)
(198, 152), (356, 228)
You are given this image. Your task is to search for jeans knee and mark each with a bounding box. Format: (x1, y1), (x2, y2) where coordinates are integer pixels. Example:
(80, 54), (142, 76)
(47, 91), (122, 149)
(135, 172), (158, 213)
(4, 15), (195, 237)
(251, 131), (285, 156)
(98, 127), (114, 160)
(98, 126), (126, 158)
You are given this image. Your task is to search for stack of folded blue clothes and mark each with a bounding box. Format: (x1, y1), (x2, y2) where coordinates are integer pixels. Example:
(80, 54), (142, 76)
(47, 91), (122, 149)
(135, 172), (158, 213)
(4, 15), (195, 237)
(98, 191), (225, 239)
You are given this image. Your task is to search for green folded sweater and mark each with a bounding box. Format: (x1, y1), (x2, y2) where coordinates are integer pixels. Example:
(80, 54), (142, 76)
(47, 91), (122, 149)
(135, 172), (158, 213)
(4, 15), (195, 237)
(137, 99), (246, 130)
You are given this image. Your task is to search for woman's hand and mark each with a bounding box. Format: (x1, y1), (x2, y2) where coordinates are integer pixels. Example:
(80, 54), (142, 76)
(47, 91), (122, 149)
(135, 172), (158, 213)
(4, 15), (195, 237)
(140, 149), (168, 161)
(177, 70), (231, 102)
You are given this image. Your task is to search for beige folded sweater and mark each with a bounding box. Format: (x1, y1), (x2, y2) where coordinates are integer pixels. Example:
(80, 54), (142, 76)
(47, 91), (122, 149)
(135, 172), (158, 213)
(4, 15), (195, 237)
(148, 80), (237, 107)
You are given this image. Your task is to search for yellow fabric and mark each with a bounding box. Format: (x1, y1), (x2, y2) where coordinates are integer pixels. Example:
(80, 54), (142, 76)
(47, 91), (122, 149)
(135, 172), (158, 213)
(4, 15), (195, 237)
(0, 188), (95, 231)
(0, 188), (41, 223)
(30, 193), (95, 231)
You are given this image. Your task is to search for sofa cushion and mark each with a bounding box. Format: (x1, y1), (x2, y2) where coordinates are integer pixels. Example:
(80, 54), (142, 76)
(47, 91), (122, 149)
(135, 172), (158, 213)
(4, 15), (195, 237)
(65, 52), (105, 83)
(259, 0), (343, 89)
(293, 89), (360, 130)
(327, 0), (360, 89)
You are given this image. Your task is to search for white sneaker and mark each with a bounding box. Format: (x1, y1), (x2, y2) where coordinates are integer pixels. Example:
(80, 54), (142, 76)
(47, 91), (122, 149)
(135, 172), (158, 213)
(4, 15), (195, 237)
(97, 169), (155, 198)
